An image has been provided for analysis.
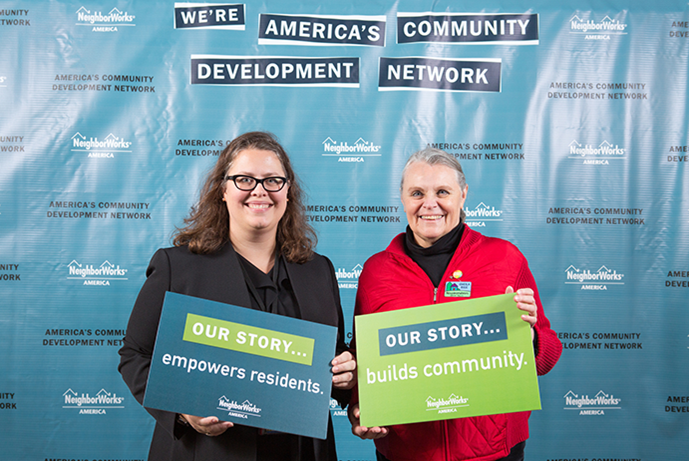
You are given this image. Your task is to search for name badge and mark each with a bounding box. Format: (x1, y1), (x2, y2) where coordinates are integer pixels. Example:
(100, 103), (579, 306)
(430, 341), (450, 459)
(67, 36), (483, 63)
(445, 281), (472, 297)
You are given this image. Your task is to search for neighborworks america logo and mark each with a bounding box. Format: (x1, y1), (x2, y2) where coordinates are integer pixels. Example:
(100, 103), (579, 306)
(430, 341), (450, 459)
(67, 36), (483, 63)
(426, 394), (469, 414)
(63, 388), (124, 414)
(336, 264), (362, 289)
(217, 396), (262, 419)
(564, 390), (621, 415)
(67, 260), (129, 286)
(75, 6), (136, 31)
(568, 140), (626, 165)
(564, 265), (624, 290)
(464, 202), (503, 228)
(71, 132), (133, 158)
(322, 137), (382, 163)
(330, 398), (347, 416)
(569, 14), (627, 40)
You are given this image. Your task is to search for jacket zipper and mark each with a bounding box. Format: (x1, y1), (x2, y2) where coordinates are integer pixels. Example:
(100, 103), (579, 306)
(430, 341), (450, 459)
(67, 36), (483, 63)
(443, 419), (449, 461)
(433, 287), (438, 303)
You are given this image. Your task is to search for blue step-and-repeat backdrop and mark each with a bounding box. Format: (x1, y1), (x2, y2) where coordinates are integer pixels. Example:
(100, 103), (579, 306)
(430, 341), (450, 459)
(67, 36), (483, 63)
(1, 1), (688, 460)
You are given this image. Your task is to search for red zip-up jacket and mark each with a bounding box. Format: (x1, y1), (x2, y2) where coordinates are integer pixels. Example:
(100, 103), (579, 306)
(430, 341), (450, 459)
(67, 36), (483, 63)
(354, 227), (562, 461)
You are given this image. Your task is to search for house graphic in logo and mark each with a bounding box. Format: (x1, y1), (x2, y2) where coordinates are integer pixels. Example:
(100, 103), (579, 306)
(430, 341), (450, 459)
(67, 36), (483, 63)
(70, 132), (133, 157)
(426, 393), (469, 414)
(62, 388), (125, 414)
(329, 398), (347, 416)
(321, 137), (382, 162)
(464, 202), (503, 228)
(67, 259), (129, 285)
(569, 14), (628, 38)
(75, 6), (136, 30)
(217, 396), (261, 419)
(565, 265), (624, 290)
(336, 264), (362, 289)
(564, 389), (621, 415)
(568, 140), (626, 161)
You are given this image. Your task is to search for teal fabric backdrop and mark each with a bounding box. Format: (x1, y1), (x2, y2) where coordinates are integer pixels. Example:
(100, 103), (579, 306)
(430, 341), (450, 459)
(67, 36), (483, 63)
(1, 1), (688, 459)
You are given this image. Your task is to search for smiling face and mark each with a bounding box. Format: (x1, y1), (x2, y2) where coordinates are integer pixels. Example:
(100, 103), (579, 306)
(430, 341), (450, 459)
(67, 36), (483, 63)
(400, 161), (468, 248)
(222, 148), (289, 241)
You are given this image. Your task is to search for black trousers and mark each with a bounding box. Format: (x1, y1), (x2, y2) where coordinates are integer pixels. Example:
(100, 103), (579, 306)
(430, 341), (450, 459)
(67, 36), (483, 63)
(376, 441), (526, 461)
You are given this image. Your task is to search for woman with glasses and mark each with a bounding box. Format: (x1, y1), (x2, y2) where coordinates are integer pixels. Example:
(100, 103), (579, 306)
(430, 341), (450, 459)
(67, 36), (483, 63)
(119, 131), (356, 461)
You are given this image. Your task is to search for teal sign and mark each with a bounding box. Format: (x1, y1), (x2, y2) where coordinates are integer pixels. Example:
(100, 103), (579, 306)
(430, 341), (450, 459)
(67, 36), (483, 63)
(144, 292), (337, 439)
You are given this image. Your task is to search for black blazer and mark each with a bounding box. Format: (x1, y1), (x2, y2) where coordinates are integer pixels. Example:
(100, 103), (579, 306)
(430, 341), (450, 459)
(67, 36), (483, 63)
(118, 243), (350, 461)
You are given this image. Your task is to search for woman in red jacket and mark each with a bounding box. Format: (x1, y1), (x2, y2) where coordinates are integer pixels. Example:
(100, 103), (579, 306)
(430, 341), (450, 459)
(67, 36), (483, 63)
(349, 147), (562, 461)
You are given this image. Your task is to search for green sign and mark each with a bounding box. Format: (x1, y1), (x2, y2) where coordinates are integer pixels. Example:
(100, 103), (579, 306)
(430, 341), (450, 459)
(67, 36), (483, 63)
(355, 293), (541, 427)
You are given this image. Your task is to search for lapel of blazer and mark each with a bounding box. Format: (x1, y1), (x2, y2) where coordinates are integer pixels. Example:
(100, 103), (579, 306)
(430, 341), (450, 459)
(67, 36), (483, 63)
(285, 256), (337, 326)
(207, 243), (253, 308)
(284, 258), (317, 320)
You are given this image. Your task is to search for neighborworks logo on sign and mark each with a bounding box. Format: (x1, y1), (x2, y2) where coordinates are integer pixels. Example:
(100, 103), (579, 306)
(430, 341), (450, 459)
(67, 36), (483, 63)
(329, 398), (347, 416)
(217, 396), (262, 419)
(426, 394), (469, 414)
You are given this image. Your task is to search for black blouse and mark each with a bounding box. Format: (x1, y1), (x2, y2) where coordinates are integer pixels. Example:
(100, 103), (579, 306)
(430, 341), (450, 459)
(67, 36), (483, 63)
(237, 253), (301, 319)
(235, 253), (315, 461)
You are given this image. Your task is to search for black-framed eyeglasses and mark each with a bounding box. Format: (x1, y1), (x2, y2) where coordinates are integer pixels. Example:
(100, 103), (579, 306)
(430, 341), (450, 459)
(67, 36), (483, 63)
(225, 175), (289, 192)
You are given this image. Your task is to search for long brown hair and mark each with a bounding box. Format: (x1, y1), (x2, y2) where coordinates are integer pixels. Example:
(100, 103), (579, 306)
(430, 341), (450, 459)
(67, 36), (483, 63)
(173, 131), (317, 263)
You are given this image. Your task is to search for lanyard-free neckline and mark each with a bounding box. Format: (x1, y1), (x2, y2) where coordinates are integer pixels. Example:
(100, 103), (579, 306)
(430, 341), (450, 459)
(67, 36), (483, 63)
(239, 252), (280, 313)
